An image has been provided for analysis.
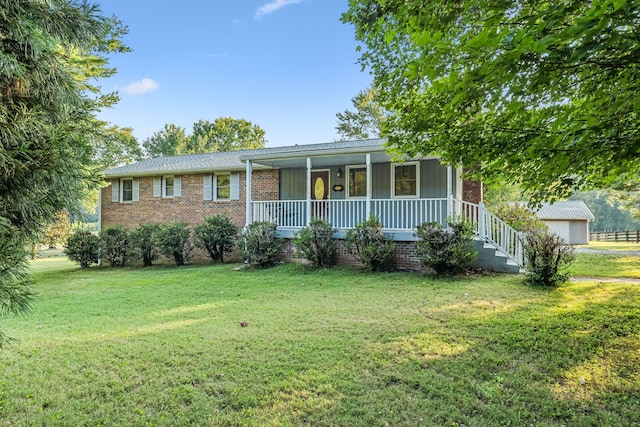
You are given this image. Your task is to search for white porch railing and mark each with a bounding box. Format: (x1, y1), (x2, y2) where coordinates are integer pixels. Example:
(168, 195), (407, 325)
(454, 200), (524, 265)
(251, 198), (523, 265)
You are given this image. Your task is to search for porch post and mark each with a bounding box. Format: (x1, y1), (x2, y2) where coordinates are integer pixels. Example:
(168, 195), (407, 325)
(306, 157), (312, 226)
(366, 153), (372, 218)
(478, 202), (486, 240)
(446, 165), (453, 221)
(245, 160), (253, 226)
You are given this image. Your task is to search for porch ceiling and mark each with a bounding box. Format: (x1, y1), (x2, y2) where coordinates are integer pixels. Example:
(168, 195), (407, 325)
(248, 151), (394, 169)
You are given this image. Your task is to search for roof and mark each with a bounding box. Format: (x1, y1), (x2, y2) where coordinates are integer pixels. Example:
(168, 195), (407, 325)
(535, 201), (595, 221)
(104, 139), (390, 178)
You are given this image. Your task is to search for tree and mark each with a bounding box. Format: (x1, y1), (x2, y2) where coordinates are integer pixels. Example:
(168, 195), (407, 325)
(0, 0), (127, 345)
(41, 212), (72, 249)
(142, 124), (188, 158)
(183, 117), (267, 154)
(343, 1), (640, 203)
(94, 125), (142, 169)
(336, 87), (386, 140)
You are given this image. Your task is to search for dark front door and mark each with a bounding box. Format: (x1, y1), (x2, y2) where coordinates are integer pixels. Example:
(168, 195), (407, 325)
(311, 171), (329, 221)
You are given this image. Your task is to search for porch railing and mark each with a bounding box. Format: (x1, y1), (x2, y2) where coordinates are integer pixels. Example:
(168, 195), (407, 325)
(454, 200), (524, 265)
(251, 198), (523, 265)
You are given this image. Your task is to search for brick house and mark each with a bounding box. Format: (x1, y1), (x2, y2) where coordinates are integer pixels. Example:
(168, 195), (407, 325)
(101, 139), (521, 272)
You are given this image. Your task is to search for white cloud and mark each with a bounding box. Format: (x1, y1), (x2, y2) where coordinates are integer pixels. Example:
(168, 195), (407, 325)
(255, 0), (304, 19)
(122, 78), (159, 95)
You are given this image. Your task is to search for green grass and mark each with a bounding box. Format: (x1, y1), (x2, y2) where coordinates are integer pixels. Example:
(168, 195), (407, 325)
(578, 241), (640, 251)
(570, 252), (640, 278)
(1, 257), (639, 426)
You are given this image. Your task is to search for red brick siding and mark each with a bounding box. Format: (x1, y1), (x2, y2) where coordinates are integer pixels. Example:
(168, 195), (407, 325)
(101, 170), (279, 230)
(281, 239), (429, 272)
(462, 178), (483, 204)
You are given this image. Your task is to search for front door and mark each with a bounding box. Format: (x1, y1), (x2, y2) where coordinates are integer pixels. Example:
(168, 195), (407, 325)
(311, 170), (329, 221)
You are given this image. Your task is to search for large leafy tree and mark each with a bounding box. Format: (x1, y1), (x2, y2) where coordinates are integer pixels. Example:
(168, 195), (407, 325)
(0, 0), (127, 346)
(184, 117), (266, 154)
(343, 0), (640, 203)
(336, 87), (386, 140)
(142, 124), (188, 158)
(142, 118), (266, 157)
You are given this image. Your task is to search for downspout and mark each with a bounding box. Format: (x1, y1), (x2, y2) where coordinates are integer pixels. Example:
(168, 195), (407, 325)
(306, 157), (312, 226)
(97, 187), (102, 266)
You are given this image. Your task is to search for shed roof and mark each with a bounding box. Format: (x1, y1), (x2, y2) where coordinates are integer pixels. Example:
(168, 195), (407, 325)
(535, 201), (595, 221)
(104, 139), (390, 178)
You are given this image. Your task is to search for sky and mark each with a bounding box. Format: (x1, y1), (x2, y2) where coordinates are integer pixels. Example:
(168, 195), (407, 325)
(96, 0), (373, 148)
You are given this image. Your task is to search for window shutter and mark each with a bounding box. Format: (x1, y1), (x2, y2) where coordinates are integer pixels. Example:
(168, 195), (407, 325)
(111, 179), (119, 202)
(230, 173), (240, 200)
(153, 176), (162, 197)
(212, 174), (218, 201)
(174, 176), (182, 197)
(153, 177), (161, 197)
(132, 178), (140, 202)
(203, 174), (212, 201)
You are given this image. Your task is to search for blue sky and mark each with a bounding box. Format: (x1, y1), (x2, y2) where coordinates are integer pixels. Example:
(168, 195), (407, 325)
(97, 0), (372, 147)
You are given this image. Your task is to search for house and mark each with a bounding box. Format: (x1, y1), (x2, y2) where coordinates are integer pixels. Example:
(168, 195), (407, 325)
(535, 201), (595, 245)
(101, 139), (521, 272)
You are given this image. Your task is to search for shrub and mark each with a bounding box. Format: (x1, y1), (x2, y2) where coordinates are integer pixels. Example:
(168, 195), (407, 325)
(415, 217), (477, 275)
(130, 223), (161, 267)
(193, 214), (239, 263)
(100, 226), (130, 267)
(293, 219), (337, 268)
(240, 222), (283, 268)
(344, 216), (395, 272)
(523, 231), (575, 287)
(157, 222), (193, 266)
(493, 202), (547, 234)
(65, 230), (100, 268)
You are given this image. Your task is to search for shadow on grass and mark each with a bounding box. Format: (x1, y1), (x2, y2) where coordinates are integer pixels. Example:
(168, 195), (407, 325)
(340, 282), (640, 426)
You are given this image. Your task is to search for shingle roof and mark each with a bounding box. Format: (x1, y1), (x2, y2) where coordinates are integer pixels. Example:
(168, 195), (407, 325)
(104, 139), (388, 177)
(104, 150), (251, 177)
(535, 201), (595, 221)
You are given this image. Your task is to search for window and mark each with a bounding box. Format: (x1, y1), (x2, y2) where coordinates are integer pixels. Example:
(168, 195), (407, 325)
(121, 178), (133, 202)
(164, 176), (174, 197)
(203, 173), (239, 201)
(347, 166), (367, 198)
(154, 176), (181, 198)
(216, 173), (231, 199)
(392, 162), (419, 198)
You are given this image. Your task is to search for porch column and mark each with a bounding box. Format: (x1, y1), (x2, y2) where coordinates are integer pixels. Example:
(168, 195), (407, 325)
(306, 157), (312, 226)
(366, 153), (372, 218)
(446, 165), (453, 220)
(245, 160), (253, 226)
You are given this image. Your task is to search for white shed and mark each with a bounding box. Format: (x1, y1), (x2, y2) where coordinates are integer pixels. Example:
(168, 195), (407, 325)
(535, 201), (595, 245)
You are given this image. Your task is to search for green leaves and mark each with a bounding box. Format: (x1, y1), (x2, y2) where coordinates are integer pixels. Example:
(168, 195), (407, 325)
(343, 0), (640, 203)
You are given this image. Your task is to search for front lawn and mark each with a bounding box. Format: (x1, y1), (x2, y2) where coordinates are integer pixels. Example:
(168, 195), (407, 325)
(1, 257), (639, 426)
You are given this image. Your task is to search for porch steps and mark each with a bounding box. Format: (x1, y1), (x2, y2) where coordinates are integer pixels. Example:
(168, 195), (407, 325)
(470, 239), (521, 274)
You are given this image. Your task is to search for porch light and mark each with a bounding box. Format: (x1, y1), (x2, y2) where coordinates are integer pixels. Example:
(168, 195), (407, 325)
(336, 168), (343, 178)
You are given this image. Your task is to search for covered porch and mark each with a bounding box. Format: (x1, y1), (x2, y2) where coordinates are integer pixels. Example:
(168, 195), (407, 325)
(239, 140), (522, 265)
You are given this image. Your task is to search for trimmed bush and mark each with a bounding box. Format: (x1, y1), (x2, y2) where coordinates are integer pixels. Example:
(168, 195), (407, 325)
(523, 231), (575, 287)
(415, 217), (477, 275)
(100, 226), (130, 267)
(344, 216), (395, 272)
(240, 222), (283, 268)
(65, 230), (100, 268)
(293, 219), (337, 268)
(493, 202), (548, 234)
(193, 214), (239, 263)
(130, 223), (161, 267)
(157, 222), (193, 266)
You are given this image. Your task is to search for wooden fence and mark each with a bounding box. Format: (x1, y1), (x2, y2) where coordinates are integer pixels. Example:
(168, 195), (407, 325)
(590, 230), (640, 243)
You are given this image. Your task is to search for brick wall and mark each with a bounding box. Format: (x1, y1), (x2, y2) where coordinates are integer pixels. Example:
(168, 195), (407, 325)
(462, 178), (483, 204)
(281, 239), (430, 272)
(101, 169), (279, 230)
